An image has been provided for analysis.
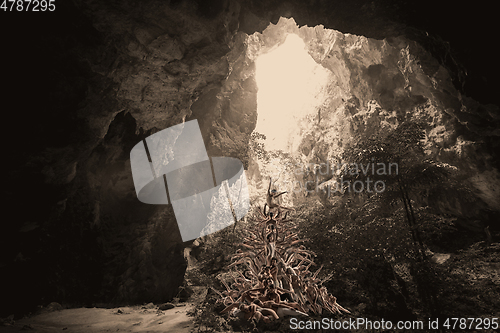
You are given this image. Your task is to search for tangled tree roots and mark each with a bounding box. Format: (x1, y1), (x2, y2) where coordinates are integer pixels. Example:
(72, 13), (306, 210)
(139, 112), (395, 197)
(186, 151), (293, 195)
(215, 199), (350, 324)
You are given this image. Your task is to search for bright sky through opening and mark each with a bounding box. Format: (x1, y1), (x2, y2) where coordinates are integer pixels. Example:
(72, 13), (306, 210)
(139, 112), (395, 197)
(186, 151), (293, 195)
(254, 34), (330, 152)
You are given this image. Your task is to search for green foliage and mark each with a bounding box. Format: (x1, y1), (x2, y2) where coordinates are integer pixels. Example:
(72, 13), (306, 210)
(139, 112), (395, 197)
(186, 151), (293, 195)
(414, 208), (457, 246)
(291, 118), (481, 319)
(189, 223), (245, 288)
(193, 121), (495, 330)
(193, 194), (497, 330)
(291, 200), (498, 322)
(249, 131), (296, 169)
(340, 121), (468, 252)
(435, 242), (500, 318)
(341, 121), (450, 192)
(249, 131), (268, 162)
(294, 200), (421, 319)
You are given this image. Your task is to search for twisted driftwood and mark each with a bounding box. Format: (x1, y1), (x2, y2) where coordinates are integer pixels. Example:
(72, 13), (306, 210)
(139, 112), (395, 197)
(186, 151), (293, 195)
(216, 188), (349, 323)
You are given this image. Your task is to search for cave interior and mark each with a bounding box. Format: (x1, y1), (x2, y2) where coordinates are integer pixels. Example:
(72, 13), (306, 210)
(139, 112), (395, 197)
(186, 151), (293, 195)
(2, 0), (500, 330)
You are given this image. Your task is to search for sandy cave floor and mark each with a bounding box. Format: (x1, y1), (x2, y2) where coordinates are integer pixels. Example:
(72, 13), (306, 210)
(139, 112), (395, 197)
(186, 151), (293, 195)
(0, 287), (209, 333)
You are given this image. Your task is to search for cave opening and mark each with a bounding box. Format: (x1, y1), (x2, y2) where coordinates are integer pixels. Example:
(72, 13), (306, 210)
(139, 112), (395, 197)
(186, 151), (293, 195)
(253, 33), (330, 152)
(245, 24), (335, 204)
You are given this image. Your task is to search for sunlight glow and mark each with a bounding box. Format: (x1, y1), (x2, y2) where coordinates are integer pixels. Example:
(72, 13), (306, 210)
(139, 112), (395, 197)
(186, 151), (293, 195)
(254, 34), (330, 152)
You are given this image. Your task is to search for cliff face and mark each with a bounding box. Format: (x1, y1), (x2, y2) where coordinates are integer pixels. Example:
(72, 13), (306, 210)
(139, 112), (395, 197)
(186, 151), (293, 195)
(2, 0), (498, 316)
(240, 18), (500, 218)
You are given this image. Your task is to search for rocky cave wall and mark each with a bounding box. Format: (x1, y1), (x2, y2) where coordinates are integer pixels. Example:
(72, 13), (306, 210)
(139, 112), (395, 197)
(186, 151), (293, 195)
(243, 17), (500, 218)
(3, 0), (499, 317)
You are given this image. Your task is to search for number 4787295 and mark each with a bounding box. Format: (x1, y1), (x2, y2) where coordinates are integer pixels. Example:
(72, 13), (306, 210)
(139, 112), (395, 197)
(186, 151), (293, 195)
(1, 0), (56, 11)
(443, 318), (498, 330)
